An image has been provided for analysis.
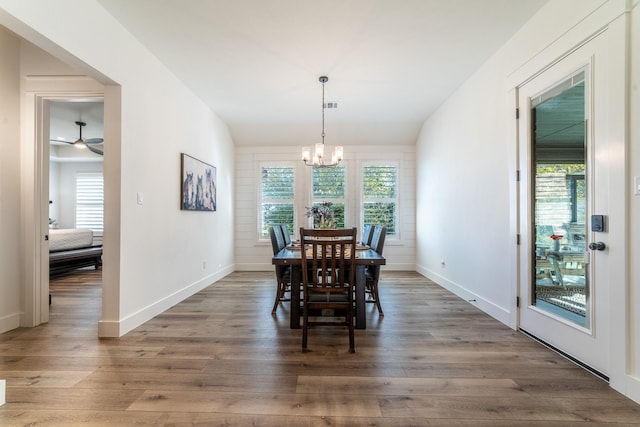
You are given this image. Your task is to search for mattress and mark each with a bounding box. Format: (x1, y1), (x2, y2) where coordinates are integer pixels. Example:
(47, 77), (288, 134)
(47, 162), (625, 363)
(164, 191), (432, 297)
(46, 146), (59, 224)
(49, 228), (94, 252)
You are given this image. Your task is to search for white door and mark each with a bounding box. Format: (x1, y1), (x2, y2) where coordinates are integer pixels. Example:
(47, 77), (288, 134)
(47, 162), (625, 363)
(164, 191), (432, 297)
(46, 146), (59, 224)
(517, 33), (611, 377)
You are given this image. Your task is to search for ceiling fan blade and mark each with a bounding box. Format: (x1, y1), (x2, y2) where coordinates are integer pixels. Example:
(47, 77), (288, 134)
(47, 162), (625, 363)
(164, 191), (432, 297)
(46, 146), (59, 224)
(50, 138), (75, 144)
(85, 138), (104, 144)
(86, 145), (103, 156)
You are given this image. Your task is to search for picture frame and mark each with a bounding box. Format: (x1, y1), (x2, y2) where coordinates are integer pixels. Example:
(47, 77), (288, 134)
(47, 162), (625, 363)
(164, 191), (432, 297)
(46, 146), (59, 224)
(180, 153), (217, 211)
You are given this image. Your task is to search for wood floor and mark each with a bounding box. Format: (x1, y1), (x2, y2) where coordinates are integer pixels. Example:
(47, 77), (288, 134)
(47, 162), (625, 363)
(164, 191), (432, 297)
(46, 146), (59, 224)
(1, 270), (640, 426)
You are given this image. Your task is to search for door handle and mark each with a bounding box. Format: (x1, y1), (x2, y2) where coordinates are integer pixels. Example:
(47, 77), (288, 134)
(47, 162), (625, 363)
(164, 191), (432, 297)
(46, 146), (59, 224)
(588, 241), (606, 251)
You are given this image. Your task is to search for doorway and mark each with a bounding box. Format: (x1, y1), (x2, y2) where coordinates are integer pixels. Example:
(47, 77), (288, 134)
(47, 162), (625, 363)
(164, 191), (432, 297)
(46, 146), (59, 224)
(48, 100), (104, 312)
(517, 33), (611, 378)
(49, 100), (104, 240)
(26, 91), (105, 327)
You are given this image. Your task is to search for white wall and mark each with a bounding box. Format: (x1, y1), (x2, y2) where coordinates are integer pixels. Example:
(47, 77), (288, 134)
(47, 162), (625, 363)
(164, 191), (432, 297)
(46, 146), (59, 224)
(235, 145), (416, 271)
(0, 28), (21, 333)
(0, 1), (235, 337)
(629, 0), (640, 395)
(415, 24), (523, 325)
(417, 0), (615, 323)
(416, 0), (639, 403)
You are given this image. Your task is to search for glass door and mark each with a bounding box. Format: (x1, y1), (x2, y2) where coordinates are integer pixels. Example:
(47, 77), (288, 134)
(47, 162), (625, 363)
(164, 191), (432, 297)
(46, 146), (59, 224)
(517, 32), (610, 377)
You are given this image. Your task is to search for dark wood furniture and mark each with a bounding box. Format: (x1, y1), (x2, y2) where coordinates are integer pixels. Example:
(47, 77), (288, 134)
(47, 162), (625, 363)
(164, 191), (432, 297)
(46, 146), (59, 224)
(49, 246), (102, 277)
(269, 225), (290, 314)
(361, 223), (374, 246)
(300, 227), (357, 352)
(280, 224), (292, 245)
(366, 225), (387, 315)
(272, 236), (386, 330)
(48, 228), (102, 277)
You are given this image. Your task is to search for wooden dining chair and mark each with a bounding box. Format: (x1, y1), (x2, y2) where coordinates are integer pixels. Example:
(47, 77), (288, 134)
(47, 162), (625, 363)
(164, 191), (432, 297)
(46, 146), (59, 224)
(361, 223), (374, 247)
(280, 224), (292, 246)
(366, 225), (386, 315)
(270, 225), (290, 314)
(300, 227), (357, 353)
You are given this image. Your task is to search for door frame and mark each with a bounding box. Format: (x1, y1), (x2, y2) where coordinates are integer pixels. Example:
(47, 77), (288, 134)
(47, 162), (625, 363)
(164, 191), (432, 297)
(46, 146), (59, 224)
(516, 53), (609, 374)
(509, 9), (628, 389)
(21, 75), (104, 327)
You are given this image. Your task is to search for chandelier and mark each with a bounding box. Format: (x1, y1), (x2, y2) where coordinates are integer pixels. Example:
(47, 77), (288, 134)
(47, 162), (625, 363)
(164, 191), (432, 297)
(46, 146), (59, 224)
(302, 76), (343, 167)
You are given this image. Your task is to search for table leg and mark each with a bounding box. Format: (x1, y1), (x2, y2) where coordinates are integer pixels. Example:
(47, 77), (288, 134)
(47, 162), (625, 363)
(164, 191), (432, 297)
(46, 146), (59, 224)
(356, 265), (366, 329)
(290, 265), (301, 329)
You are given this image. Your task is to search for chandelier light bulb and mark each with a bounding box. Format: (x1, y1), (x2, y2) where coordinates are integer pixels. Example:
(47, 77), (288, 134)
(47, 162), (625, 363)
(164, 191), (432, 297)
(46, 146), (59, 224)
(302, 147), (310, 162)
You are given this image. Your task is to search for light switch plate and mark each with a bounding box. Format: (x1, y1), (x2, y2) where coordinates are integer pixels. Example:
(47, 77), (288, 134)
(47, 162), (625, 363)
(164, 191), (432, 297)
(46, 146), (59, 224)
(0, 379), (5, 406)
(635, 176), (640, 196)
(137, 192), (144, 205)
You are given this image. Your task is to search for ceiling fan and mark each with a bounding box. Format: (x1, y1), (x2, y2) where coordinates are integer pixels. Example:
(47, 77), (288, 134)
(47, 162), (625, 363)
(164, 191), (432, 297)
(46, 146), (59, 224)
(51, 121), (104, 156)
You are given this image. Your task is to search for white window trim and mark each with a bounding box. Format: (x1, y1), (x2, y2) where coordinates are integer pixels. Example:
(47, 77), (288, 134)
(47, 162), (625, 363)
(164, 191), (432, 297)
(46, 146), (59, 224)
(257, 161), (297, 241)
(360, 160), (400, 241)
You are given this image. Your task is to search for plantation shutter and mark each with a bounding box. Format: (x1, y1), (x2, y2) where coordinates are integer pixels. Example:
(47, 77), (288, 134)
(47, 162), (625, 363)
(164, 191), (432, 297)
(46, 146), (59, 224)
(260, 165), (295, 238)
(363, 165), (397, 235)
(76, 172), (104, 235)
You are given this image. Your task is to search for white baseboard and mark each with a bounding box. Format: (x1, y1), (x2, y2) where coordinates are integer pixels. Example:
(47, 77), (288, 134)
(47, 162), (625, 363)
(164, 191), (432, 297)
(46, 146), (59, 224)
(98, 265), (235, 337)
(611, 374), (640, 406)
(627, 376), (640, 405)
(0, 312), (21, 335)
(416, 264), (514, 329)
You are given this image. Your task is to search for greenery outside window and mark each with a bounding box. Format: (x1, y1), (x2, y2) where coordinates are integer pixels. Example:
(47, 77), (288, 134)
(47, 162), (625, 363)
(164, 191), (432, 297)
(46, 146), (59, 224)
(363, 164), (397, 236)
(260, 164), (295, 238)
(312, 166), (345, 228)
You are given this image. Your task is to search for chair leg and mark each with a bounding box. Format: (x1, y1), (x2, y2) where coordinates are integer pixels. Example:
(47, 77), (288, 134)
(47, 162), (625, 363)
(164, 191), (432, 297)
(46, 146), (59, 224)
(302, 301), (309, 352)
(271, 279), (290, 314)
(271, 285), (281, 314)
(371, 280), (384, 316)
(348, 304), (355, 353)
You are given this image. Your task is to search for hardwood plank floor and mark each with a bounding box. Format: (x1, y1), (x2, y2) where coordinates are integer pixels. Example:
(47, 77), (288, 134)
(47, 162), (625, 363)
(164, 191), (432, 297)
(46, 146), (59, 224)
(1, 269), (640, 426)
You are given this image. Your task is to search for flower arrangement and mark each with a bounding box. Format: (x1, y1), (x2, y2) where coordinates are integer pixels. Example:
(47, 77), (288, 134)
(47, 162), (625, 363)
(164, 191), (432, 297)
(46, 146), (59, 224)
(305, 201), (336, 229)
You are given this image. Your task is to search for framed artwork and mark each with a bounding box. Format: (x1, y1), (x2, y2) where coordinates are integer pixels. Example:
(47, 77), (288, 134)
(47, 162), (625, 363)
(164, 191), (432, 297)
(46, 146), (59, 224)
(181, 153), (217, 211)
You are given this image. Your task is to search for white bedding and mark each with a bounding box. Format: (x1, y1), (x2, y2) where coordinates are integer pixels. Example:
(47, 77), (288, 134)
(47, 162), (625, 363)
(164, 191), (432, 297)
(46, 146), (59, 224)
(49, 228), (94, 252)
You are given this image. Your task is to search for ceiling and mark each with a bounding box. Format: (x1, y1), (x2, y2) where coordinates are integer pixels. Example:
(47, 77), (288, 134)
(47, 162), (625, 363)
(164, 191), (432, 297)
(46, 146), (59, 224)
(87, 0), (547, 147)
(49, 101), (104, 161)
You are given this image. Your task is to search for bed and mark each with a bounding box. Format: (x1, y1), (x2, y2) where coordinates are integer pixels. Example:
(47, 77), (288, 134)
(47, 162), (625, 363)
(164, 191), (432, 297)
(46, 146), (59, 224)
(49, 228), (102, 276)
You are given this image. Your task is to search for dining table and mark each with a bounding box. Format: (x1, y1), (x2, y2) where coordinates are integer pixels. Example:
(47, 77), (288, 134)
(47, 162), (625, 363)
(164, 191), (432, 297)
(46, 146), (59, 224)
(272, 243), (386, 329)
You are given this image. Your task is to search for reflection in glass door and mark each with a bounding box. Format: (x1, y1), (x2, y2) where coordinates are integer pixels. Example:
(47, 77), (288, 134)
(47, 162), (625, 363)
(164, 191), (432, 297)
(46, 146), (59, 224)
(531, 71), (588, 327)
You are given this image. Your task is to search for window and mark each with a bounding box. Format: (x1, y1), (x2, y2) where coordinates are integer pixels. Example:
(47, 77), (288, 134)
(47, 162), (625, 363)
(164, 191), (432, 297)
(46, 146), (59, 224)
(260, 165), (295, 238)
(312, 166), (345, 228)
(362, 165), (397, 236)
(76, 172), (104, 235)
